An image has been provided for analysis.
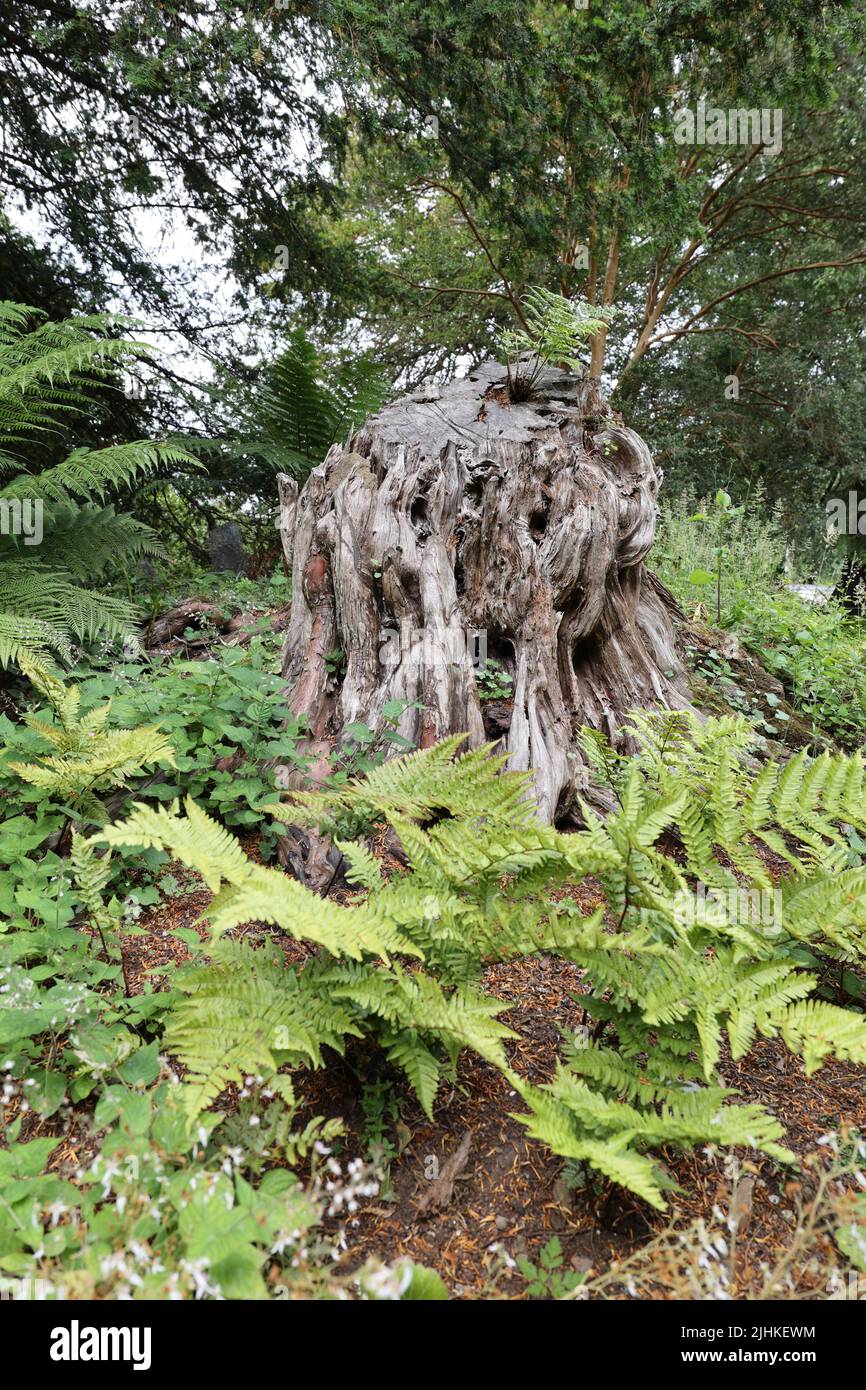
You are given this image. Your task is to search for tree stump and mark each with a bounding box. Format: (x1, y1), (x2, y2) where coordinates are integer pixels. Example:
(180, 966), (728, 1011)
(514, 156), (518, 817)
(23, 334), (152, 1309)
(277, 360), (694, 823)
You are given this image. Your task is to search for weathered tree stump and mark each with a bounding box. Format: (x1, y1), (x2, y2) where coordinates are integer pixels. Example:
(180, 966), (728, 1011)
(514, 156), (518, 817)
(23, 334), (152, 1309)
(277, 360), (694, 823)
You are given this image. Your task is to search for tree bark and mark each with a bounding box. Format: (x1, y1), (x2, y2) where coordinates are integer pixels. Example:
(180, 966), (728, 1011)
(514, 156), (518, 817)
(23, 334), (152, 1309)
(278, 360), (695, 823)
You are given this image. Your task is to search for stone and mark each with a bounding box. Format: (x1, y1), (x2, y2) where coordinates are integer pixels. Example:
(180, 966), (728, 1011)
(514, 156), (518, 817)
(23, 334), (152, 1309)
(207, 521), (247, 574)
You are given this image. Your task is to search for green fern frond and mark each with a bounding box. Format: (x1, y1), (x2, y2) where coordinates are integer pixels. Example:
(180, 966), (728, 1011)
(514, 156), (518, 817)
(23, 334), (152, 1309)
(165, 941), (360, 1116)
(2, 441), (198, 505)
(277, 736), (533, 829)
(3, 671), (173, 824)
(87, 713), (866, 1211)
(203, 330), (389, 483)
(0, 611), (71, 667)
(769, 999), (866, 1075)
(69, 832), (114, 934)
(99, 797), (418, 959)
(0, 301), (198, 675)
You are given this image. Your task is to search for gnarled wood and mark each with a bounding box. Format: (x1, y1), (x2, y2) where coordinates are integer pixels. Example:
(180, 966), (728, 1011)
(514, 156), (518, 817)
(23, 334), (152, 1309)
(278, 360), (695, 823)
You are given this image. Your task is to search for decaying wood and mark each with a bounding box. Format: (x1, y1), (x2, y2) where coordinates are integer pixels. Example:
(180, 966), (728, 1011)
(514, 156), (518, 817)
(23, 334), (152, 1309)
(278, 360), (696, 823)
(145, 599), (230, 647)
(146, 599), (293, 654)
(414, 1130), (473, 1217)
(730, 1173), (756, 1236)
(277, 473), (299, 572)
(277, 822), (349, 895)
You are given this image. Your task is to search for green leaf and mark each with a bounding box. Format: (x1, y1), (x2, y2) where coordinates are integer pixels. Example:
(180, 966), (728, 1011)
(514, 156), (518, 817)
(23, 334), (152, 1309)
(23, 1068), (66, 1118)
(836, 1215), (866, 1272)
(116, 1041), (161, 1088)
(0, 1138), (60, 1182)
(401, 1263), (450, 1300)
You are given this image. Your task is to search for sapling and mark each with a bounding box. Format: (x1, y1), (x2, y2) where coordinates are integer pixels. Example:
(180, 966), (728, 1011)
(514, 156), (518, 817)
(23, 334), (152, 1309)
(686, 489), (745, 625)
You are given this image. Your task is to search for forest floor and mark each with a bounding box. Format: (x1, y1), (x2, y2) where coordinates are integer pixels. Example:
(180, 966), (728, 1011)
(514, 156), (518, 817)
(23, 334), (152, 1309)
(110, 849), (866, 1300)
(14, 589), (862, 1300)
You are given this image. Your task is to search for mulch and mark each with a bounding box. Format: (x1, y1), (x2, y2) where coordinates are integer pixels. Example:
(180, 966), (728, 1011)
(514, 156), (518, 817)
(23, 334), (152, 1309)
(294, 957), (866, 1299)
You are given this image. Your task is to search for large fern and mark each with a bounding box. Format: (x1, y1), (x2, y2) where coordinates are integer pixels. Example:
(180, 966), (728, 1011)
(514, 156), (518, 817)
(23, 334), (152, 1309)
(595, 709), (866, 870)
(98, 793), (516, 1117)
(580, 711), (866, 968)
(0, 301), (197, 671)
(187, 329), (389, 488)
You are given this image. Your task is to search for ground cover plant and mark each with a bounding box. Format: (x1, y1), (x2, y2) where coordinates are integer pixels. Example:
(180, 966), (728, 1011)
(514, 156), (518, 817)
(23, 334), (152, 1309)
(3, 2), (866, 1321)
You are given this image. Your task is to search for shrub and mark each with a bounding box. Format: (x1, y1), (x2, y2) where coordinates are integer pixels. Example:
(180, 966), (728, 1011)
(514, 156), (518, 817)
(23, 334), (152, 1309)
(727, 589), (866, 744)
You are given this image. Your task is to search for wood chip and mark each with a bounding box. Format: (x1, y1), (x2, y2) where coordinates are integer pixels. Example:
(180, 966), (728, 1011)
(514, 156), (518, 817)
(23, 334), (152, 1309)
(414, 1130), (473, 1218)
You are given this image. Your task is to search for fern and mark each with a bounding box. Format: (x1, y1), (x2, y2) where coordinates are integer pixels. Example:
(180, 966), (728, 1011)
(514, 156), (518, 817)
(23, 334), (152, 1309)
(584, 711), (866, 964)
(190, 329), (388, 484)
(95, 730), (866, 1208)
(771, 1000), (866, 1075)
(497, 289), (614, 400)
(280, 735), (534, 832)
(158, 934), (516, 1123)
(100, 797), (418, 960)
(69, 832), (114, 923)
(3, 664), (174, 826)
(164, 941), (360, 1116)
(0, 301), (197, 671)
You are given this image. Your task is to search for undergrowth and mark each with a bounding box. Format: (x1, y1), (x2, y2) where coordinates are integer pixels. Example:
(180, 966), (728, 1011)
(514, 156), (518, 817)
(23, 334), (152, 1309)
(4, 655), (866, 1298)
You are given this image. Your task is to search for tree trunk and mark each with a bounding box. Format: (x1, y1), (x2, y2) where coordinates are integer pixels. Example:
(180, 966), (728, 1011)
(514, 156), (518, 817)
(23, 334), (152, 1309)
(277, 360), (695, 824)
